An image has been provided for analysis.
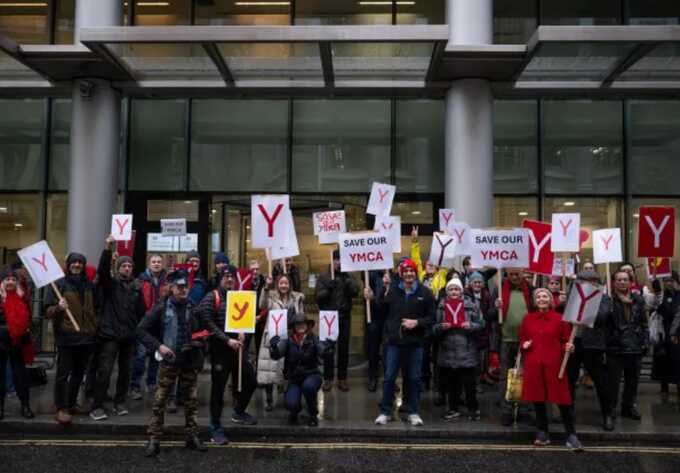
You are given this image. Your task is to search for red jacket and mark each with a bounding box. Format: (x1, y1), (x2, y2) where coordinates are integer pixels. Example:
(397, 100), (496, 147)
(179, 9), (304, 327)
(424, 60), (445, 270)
(519, 310), (572, 405)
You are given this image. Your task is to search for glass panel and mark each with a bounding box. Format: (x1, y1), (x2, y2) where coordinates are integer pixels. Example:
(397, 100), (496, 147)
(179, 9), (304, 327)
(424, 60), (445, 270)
(540, 0), (622, 25)
(493, 100), (538, 193)
(627, 0), (680, 25)
(292, 99), (390, 192)
(46, 193), (67, 262)
(397, 0), (445, 25)
(619, 43), (680, 82)
(107, 43), (220, 80)
(55, 0), (75, 44)
(494, 196), (539, 228)
(629, 100), (680, 195)
(0, 49), (42, 80)
(543, 100), (623, 194)
(391, 201), (433, 224)
(0, 193), (40, 266)
(493, 0), (537, 44)
(218, 43), (322, 81)
(630, 199), (680, 278)
(133, 0), (190, 25)
(395, 99), (444, 193)
(0, 98), (44, 190)
(147, 199), (198, 221)
(195, 0), (290, 25)
(129, 99), (187, 191)
(295, 0), (392, 25)
(49, 98), (71, 190)
(333, 42), (434, 81)
(190, 99), (288, 192)
(0, 0), (49, 43)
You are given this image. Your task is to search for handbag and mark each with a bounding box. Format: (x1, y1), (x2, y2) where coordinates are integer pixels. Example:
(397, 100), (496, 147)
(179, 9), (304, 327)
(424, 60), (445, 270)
(505, 351), (523, 402)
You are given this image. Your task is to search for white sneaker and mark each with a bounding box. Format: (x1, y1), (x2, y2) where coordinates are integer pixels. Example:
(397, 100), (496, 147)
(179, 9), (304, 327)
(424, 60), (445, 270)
(374, 414), (390, 425)
(408, 414), (424, 426)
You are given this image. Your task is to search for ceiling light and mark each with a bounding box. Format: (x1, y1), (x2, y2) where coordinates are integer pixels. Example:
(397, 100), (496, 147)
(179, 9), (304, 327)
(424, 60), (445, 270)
(518, 211), (528, 216)
(14, 223), (23, 227)
(123, 1), (170, 6)
(411, 210), (421, 215)
(211, 209), (217, 213)
(0, 3), (48, 7)
(184, 200), (192, 204)
(633, 213), (640, 219)
(235, 2), (291, 6)
(359, 1), (416, 5)
(0, 207), (7, 213)
(563, 201), (575, 207)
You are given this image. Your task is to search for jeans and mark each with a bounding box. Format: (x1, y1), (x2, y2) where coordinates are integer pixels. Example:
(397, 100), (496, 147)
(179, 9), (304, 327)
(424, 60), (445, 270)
(54, 344), (94, 409)
(608, 353), (642, 411)
(130, 342), (158, 391)
(380, 343), (423, 416)
(0, 348), (28, 403)
(209, 342), (256, 426)
(93, 339), (136, 408)
(323, 315), (351, 381)
(285, 374), (322, 417)
(365, 317), (384, 380)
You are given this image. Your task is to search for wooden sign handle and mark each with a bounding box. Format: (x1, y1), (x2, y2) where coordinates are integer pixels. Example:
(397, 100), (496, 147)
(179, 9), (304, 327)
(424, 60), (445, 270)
(330, 246), (335, 280)
(365, 270), (372, 324)
(50, 282), (81, 332)
(238, 345), (243, 392)
(558, 324), (577, 379)
(497, 271), (503, 325)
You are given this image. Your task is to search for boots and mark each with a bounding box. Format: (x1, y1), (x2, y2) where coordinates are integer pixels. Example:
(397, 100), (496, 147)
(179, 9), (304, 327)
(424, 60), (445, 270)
(21, 402), (35, 419)
(185, 434), (208, 452)
(144, 438), (160, 457)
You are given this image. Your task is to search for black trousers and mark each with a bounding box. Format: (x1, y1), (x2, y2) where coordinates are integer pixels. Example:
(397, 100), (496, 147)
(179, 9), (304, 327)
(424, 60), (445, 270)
(54, 344), (94, 409)
(209, 342), (256, 426)
(441, 366), (478, 412)
(566, 342), (611, 418)
(608, 353), (642, 411)
(534, 402), (575, 435)
(324, 315), (351, 381)
(421, 338), (433, 384)
(366, 317), (384, 380)
(0, 347), (29, 403)
(93, 339), (135, 408)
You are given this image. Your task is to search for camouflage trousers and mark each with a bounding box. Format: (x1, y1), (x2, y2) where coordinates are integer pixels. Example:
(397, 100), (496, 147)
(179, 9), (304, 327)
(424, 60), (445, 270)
(148, 363), (199, 439)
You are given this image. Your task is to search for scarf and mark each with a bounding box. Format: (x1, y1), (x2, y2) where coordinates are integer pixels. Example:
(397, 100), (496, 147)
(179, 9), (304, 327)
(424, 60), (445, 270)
(66, 272), (88, 300)
(501, 279), (532, 322)
(292, 331), (307, 346)
(615, 291), (633, 321)
(2, 290), (30, 346)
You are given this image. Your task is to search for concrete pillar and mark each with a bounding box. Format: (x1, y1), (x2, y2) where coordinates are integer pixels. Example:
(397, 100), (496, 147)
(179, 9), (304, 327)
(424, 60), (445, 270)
(444, 0), (494, 228)
(67, 1), (123, 263)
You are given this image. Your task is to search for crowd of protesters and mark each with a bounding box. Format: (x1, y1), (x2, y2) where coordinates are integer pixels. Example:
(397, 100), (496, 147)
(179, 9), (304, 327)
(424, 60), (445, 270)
(1, 227), (680, 456)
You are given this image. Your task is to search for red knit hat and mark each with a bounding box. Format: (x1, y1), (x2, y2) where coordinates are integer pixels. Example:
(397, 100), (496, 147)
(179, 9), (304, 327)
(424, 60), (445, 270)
(398, 259), (418, 275)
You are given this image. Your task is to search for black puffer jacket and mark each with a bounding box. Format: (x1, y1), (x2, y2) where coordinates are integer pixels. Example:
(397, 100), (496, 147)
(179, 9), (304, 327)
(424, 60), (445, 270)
(377, 281), (436, 346)
(269, 334), (333, 384)
(315, 270), (360, 316)
(606, 292), (648, 355)
(578, 294), (612, 351)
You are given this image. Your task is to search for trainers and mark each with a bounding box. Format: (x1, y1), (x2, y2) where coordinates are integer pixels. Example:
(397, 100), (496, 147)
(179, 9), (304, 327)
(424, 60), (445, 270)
(408, 414), (424, 426)
(566, 434), (584, 452)
(467, 410), (481, 421)
(442, 410), (461, 421)
(112, 404), (129, 416)
(374, 414), (390, 425)
(89, 407), (108, 421)
(130, 388), (143, 401)
(533, 431), (551, 447)
(231, 411), (258, 425)
(209, 425), (229, 445)
(621, 405), (642, 420)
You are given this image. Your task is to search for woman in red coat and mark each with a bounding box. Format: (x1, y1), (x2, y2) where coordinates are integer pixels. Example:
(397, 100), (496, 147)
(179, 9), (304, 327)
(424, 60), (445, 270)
(519, 288), (582, 451)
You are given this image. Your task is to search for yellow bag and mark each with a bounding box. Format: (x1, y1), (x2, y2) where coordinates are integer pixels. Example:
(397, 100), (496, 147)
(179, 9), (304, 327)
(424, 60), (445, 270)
(505, 352), (523, 403)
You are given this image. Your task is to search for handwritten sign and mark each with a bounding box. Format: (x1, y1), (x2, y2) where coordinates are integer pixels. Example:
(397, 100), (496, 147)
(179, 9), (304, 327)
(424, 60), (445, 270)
(428, 232), (457, 268)
(366, 182), (395, 216)
(339, 231), (393, 273)
(438, 208), (456, 234)
(319, 310), (339, 341)
(111, 214), (133, 241)
(313, 210), (346, 245)
(225, 291), (256, 334)
(469, 229), (530, 269)
(267, 309), (288, 340)
(251, 194), (290, 249)
(161, 218), (187, 237)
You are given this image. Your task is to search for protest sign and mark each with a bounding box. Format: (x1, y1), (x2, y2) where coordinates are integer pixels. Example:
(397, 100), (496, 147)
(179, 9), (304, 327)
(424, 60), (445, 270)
(449, 222), (472, 256)
(563, 281), (604, 328)
(366, 182), (395, 216)
(313, 210), (346, 245)
(225, 291), (256, 334)
(111, 214), (133, 241)
(319, 310), (339, 342)
(270, 211), (299, 260)
(593, 228), (623, 264)
(443, 300), (465, 329)
(116, 230), (136, 258)
(551, 257), (575, 278)
(251, 194), (290, 249)
(161, 218), (187, 237)
(551, 213), (581, 253)
(646, 257), (672, 280)
(469, 229), (530, 269)
(438, 209), (456, 234)
(429, 232), (457, 268)
(374, 215), (402, 254)
(339, 231), (394, 273)
(267, 309), (288, 340)
(638, 206), (675, 258)
(523, 220), (554, 276)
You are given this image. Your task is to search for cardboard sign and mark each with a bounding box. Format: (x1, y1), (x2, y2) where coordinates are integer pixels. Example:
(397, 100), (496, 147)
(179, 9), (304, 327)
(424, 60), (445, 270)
(552, 256), (576, 277)
(267, 309), (288, 340)
(522, 220), (554, 276)
(225, 291), (256, 334)
(438, 208), (456, 234)
(562, 281), (604, 328)
(339, 231), (393, 273)
(251, 194), (290, 249)
(449, 222), (472, 256)
(17, 240), (65, 289)
(592, 228), (623, 265)
(444, 300), (465, 328)
(313, 210), (346, 245)
(469, 229), (530, 269)
(116, 230), (136, 258)
(373, 215), (401, 254)
(646, 257), (672, 280)
(270, 210), (299, 260)
(366, 182), (395, 216)
(111, 214), (133, 241)
(428, 232), (457, 268)
(161, 218), (187, 237)
(638, 206), (675, 258)
(551, 213), (581, 253)
(319, 310), (339, 341)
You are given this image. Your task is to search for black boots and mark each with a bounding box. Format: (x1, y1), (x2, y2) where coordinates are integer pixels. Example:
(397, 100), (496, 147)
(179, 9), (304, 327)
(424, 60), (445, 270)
(185, 434), (208, 452)
(0, 400), (4, 421)
(20, 402), (35, 419)
(603, 415), (614, 432)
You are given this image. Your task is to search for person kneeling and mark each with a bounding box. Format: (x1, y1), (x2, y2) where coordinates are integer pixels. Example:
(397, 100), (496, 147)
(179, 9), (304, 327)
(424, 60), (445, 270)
(269, 312), (334, 427)
(137, 270), (208, 457)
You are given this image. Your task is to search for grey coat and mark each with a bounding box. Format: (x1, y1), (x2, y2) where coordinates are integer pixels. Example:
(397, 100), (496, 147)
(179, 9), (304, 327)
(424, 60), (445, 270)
(433, 295), (485, 369)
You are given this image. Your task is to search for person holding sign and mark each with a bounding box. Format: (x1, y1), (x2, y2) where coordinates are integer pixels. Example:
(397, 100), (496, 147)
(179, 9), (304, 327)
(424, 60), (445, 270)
(44, 252), (99, 425)
(519, 288), (582, 451)
(606, 270), (648, 421)
(0, 267), (35, 421)
(197, 265), (257, 446)
(315, 250), (360, 393)
(433, 277), (484, 421)
(269, 312), (335, 427)
(136, 270), (208, 457)
(367, 259), (435, 427)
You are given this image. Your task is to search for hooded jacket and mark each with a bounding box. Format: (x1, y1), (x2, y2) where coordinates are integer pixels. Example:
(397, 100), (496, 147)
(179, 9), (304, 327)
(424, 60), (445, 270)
(270, 333), (333, 384)
(433, 294), (484, 369)
(45, 269), (99, 347)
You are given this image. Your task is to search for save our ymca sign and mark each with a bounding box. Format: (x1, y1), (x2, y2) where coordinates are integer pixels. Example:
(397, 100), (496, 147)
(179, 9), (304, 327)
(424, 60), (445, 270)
(469, 229), (530, 269)
(638, 206), (675, 258)
(339, 231), (393, 273)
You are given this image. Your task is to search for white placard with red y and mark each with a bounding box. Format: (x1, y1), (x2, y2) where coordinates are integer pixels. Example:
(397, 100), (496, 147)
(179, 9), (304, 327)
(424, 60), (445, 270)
(592, 228), (623, 264)
(469, 229), (530, 269)
(638, 206), (675, 258)
(551, 213), (581, 253)
(270, 210), (299, 260)
(366, 182), (395, 217)
(339, 231), (393, 273)
(17, 240), (65, 289)
(267, 309), (288, 340)
(522, 220), (554, 276)
(251, 194), (290, 249)
(319, 310), (339, 342)
(429, 232), (457, 268)
(373, 215), (401, 254)
(438, 209), (456, 234)
(449, 222), (472, 256)
(313, 210), (346, 245)
(563, 281), (604, 328)
(111, 214), (133, 241)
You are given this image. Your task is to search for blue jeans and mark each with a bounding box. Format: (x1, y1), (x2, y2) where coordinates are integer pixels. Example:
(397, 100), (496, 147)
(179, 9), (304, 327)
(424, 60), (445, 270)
(130, 342), (159, 390)
(380, 343), (423, 416)
(285, 374), (322, 416)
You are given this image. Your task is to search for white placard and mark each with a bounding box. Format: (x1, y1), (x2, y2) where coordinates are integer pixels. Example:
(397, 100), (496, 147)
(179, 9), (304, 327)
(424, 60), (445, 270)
(111, 214), (133, 241)
(551, 257), (576, 277)
(563, 281), (604, 328)
(469, 229), (530, 269)
(17, 240), (65, 289)
(251, 194), (290, 249)
(339, 231), (394, 273)
(449, 222), (472, 256)
(270, 211), (299, 260)
(428, 232), (457, 268)
(161, 218), (187, 237)
(178, 234), (198, 252)
(592, 228), (623, 265)
(366, 182), (395, 216)
(147, 233), (178, 252)
(313, 210), (346, 245)
(438, 208), (456, 233)
(373, 215), (401, 254)
(551, 213), (581, 253)
(319, 310), (339, 342)
(267, 309), (288, 340)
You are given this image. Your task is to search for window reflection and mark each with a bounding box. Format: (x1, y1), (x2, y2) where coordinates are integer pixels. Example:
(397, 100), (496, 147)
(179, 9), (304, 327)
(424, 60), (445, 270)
(630, 200), (680, 278)
(295, 0), (392, 25)
(493, 0), (537, 44)
(0, 98), (45, 191)
(494, 196), (539, 228)
(0, 0), (49, 43)
(0, 193), (40, 265)
(196, 0), (290, 25)
(133, 0), (190, 25)
(540, 0), (622, 25)
(494, 100), (538, 193)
